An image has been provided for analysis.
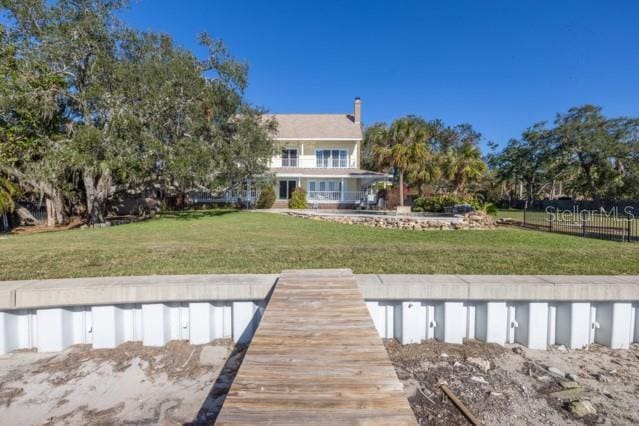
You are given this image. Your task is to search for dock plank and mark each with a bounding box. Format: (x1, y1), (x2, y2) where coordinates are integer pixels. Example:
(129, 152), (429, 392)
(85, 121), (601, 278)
(216, 269), (416, 425)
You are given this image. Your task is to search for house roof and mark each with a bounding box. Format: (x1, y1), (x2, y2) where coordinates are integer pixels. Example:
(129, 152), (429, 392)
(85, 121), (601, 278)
(270, 168), (388, 178)
(269, 114), (363, 140)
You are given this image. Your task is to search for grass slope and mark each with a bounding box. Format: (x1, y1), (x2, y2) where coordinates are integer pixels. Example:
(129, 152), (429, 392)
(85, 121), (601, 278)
(1, 210), (638, 280)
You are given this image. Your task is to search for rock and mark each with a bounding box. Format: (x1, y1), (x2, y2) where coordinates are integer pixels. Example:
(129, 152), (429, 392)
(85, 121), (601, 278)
(567, 373), (579, 381)
(470, 376), (489, 385)
(490, 391), (503, 397)
(548, 367), (566, 378)
(198, 345), (229, 367)
(549, 387), (586, 401)
(559, 381), (581, 389)
(593, 373), (609, 383)
(555, 345), (567, 352)
(440, 352), (449, 358)
(466, 357), (491, 372)
(569, 400), (597, 417)
(512, 347), (524, 355)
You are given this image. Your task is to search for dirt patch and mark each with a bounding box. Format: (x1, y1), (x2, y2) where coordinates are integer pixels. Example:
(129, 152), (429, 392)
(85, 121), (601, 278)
(9, 217), (84, 234)
(0, 340), (235, 424)
(30, 340), (217, 383)
(386, 340), (639, 425)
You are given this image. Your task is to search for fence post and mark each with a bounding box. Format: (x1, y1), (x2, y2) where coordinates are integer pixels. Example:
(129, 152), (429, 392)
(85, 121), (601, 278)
(582, 213), (586, 237)
(628, 217), (633, 243)
(523, 208), (526, 226)
(548, 211), (552, 232)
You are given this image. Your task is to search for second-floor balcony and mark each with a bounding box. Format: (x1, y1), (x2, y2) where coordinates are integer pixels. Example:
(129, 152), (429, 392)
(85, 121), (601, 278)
(272, 157), (356, 169)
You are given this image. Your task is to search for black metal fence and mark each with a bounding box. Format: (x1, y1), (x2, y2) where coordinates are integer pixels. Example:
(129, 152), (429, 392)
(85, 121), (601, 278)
(0, 203), (47, 233)
(521, 209), (638, 242)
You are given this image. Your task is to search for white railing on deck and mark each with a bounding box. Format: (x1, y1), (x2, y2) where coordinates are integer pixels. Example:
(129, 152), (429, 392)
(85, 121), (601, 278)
(189, 190), (260, 204)
(189, 189), (372, 205)
(307, 191), (368, 202)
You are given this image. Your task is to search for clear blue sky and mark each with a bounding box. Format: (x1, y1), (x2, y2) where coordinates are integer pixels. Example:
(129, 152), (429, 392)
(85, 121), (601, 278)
(121, 0), (639, 151)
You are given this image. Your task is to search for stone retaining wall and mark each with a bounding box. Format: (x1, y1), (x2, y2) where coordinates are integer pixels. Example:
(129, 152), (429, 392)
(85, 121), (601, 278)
(285, 211), (496, 230)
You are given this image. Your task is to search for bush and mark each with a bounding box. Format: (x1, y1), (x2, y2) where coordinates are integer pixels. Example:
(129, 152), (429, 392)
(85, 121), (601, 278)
(256, 186), (276, 209)
(413, 194), (481, 212)
(480, 202), (498, 216)
(289, 187), (308, 209)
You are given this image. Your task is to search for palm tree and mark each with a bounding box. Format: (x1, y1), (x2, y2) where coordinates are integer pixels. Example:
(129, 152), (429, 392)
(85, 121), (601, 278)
(443, 142), (487, 194)
(369, 116), (434, 206)
(0, 177), (18, 214)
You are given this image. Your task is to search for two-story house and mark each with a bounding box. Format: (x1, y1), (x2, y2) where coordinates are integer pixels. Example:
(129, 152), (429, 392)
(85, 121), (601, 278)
(268, 98), (387, 208)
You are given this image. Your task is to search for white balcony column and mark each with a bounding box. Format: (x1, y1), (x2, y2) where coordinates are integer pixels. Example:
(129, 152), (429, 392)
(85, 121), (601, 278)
(340, 179), (345, 201)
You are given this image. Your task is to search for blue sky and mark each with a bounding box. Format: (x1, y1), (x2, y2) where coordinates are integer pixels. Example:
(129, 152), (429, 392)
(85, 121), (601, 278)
(121, 0), (639, 151)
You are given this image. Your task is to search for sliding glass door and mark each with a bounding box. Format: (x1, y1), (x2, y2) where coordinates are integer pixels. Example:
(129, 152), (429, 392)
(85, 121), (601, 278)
(278, 180), (297, 199)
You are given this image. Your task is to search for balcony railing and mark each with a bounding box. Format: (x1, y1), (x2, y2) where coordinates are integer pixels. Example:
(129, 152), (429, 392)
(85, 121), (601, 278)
(281, 158), (298, 167)
(271, 158), (356, 168)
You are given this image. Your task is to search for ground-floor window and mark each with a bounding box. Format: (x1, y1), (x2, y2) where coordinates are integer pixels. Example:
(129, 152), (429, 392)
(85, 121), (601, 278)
(308, 180), (341, 193)
(278, 180), (297, 199)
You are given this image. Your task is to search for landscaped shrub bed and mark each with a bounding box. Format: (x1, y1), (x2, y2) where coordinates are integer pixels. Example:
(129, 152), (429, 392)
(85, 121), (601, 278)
(412, 195), (482, 212)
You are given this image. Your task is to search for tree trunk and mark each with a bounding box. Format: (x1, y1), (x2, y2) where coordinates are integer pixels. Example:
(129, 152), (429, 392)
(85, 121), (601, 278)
(44, 189), (69, 227)
(399, 170), (404, 206)
(52, 191), (68, 225)
(581, 163), (601, 208)
(46, 199), (55, 227)
(83, 167), (112, 225)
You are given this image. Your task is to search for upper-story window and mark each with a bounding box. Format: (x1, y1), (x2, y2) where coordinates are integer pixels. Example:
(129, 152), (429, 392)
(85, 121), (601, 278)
(316, 149), (348, 168)
(281, 149), (298, 167)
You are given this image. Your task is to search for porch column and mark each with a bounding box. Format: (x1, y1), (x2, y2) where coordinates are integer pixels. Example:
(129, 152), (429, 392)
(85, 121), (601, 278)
(340, 178), (345, 201)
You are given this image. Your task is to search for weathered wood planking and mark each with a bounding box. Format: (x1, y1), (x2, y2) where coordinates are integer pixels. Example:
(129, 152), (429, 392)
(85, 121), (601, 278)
(216, 269), (416, 425)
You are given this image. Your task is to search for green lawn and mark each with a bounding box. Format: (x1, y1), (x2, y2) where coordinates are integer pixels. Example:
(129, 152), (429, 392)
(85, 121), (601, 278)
(496, 209), (525, 221)
(1, 209), (638, 280)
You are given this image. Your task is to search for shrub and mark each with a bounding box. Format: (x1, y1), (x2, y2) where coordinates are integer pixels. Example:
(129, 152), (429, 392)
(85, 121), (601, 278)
(289, 187), (308, 209)
(256, 186), (276, 209)
(480, 202), (498, 216)
(413, 194), (481, 212)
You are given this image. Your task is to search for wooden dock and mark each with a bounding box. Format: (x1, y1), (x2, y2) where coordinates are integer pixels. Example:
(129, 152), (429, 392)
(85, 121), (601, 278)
(216, 269), (416, 425)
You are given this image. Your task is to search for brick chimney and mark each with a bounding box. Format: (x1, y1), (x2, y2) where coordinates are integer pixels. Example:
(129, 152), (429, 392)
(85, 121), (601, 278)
(353, 97), (362, 125)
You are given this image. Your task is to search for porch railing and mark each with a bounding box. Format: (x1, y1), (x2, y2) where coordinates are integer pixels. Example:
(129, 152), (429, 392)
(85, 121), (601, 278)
(307, 190), (368, 202)
(189, 190), (260, 204)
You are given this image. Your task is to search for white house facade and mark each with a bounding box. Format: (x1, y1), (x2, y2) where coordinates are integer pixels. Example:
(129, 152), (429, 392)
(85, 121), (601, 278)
(268, 98), (387, 208)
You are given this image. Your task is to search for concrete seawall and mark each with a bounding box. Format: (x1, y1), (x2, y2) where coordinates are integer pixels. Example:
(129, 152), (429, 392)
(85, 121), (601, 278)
(1, 274), (638, 354)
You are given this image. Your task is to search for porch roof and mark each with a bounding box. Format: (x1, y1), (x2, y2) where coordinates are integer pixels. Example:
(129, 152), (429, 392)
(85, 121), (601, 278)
(271, 168), (390, 179)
